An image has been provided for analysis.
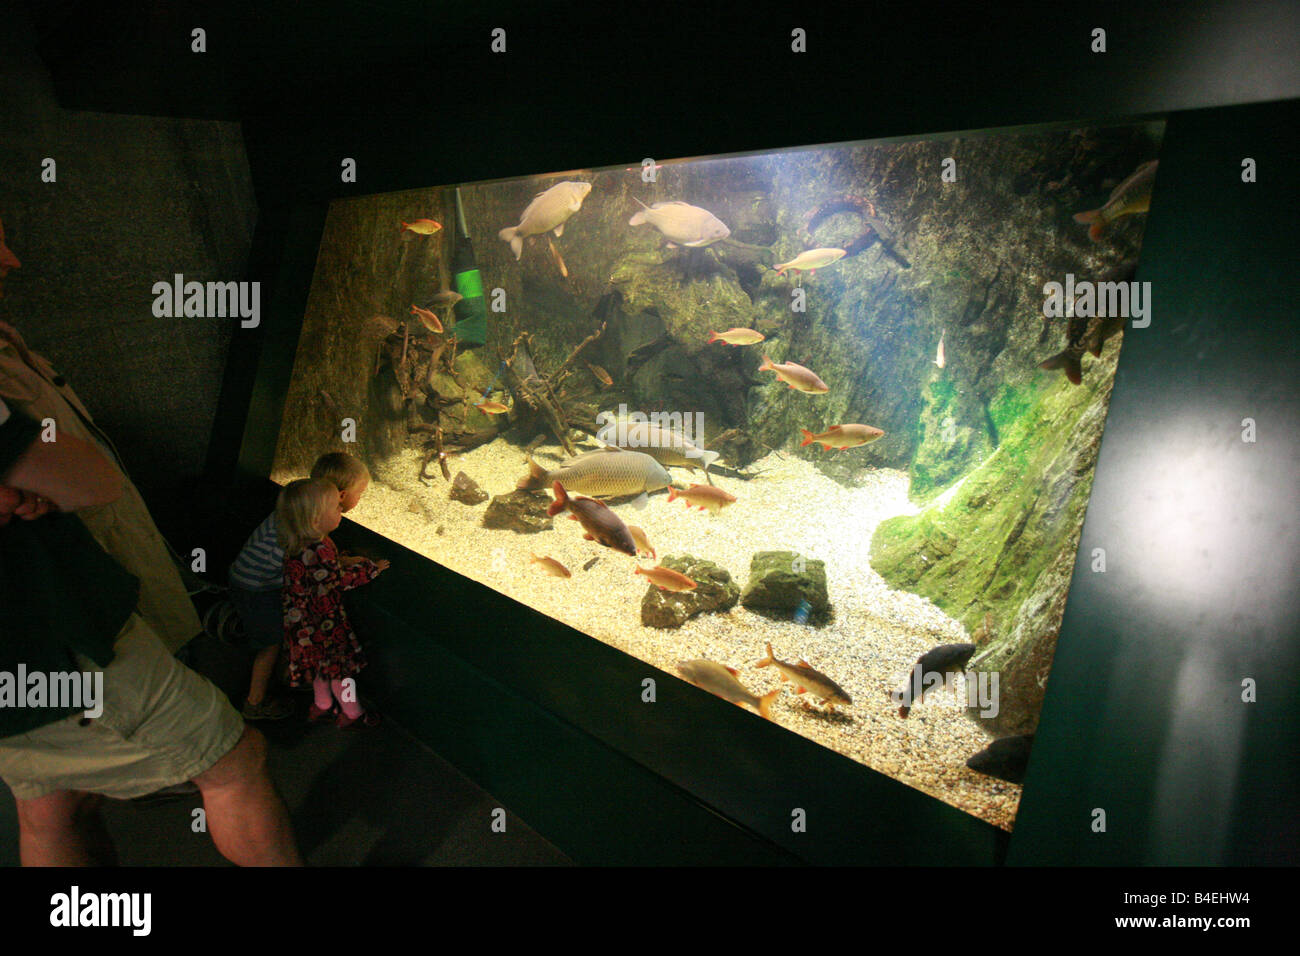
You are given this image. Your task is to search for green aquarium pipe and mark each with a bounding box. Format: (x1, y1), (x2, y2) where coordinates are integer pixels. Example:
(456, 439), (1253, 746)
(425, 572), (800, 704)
(451, 186), (489, 347)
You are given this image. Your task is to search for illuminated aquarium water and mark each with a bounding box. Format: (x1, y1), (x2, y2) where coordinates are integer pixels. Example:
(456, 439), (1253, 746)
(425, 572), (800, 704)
(273, 120), (1163, 830)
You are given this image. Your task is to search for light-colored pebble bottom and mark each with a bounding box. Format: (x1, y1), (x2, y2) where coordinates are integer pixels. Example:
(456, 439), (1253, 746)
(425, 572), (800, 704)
(276, 438), (1022, 831)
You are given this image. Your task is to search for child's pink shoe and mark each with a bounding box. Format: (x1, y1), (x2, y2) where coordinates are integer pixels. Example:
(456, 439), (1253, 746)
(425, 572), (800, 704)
(308, 703), (336, 722)
(337, 710), (382, 730)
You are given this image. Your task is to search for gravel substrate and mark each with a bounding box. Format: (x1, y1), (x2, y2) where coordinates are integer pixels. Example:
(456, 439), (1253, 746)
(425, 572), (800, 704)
(275, 439), (1023, 831)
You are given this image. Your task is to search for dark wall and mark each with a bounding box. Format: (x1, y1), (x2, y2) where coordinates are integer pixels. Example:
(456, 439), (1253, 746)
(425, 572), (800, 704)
(0, 7), (254, 520)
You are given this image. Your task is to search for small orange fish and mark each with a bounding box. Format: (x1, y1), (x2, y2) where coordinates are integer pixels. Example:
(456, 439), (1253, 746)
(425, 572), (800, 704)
(635, 565), (697, 592)
(410, 304), (444, 333)
(529, 554), (571, 578)
(708, 328), (765, 346)
(667, 484), (736, 515)
(547, 235), (569, 278)
(400, 219), (443, 236)
(474, 400), (510, 415)
(758, 355), (829, 393)
(587, 363), (613, 386)
(627, 525), (655, 560)
(799, 424), (885, 450)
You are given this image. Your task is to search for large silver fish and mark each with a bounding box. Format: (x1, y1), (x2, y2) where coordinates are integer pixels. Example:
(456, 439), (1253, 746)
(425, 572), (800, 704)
(628, 198), (730, 247)
(599, 419), (720, 474)
(517, 447), (671, 498)
(499, 181), (592, 260)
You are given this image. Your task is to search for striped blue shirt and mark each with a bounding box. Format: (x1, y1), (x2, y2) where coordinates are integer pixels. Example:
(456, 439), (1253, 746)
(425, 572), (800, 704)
(229, 512), (284, 591)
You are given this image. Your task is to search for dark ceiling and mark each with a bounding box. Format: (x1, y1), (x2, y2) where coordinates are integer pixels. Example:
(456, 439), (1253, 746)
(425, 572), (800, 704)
(26, 0), (1300, 205)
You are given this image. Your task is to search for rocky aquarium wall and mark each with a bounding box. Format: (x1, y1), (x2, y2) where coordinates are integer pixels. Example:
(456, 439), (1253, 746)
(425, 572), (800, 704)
(272, 119), (1164, 831)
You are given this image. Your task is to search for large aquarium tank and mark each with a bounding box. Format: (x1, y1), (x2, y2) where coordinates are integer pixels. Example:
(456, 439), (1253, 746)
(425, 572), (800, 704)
(272, 119), (1163, 831)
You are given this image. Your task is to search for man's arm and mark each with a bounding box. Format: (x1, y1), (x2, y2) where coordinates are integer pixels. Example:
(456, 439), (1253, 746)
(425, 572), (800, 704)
(0, 399), (122, 512)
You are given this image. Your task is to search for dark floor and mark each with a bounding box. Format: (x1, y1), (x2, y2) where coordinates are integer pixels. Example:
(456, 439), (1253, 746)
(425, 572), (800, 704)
(0, 631), (572, 866)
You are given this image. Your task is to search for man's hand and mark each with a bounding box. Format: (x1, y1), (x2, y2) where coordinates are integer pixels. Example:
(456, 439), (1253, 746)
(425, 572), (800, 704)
(0, 485), (53, 527)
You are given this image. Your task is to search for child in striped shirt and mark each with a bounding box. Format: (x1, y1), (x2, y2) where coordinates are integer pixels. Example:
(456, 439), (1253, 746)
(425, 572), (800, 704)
(228, 452), (372, 720)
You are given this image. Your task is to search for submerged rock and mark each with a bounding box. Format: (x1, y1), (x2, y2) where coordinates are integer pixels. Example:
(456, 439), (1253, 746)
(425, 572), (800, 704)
(871, 358), (1117, 735)
(640, 555), (739, 629)
(449, 471), (488, 505)
(481, 491), (554, 534)
(740, 551), (830, 619)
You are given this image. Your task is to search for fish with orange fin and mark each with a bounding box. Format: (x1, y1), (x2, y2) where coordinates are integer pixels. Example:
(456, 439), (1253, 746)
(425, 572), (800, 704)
(400, 219), (443, 236)
(587, 363), (613, 386)
(547, 234), (569, 278)
(410, 304), (444, 334)
(799, 424), (884, 450)
(635, 564), (697, 592)
(474, 400), (510, 414)
(676, 661), (780, 720)
(708, 328), (765, 346)
(627, 525), (655, 560)
(1073, 160), (1157, 242)
(667, 483), (736, 515)
(756, 643), (852, 711)
(548, 481), (637, 556)
(529, 554), (572, 578)
(758, 355), (829, 393)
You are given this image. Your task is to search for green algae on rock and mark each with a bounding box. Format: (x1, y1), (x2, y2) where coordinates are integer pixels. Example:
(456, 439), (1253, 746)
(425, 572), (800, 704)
(870, 344), (1118, 734)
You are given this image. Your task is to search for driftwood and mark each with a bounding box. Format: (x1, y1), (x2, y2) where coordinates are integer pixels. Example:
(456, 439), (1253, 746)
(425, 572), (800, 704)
(412, 424), (496, 481)
(499, 332), (577, 455)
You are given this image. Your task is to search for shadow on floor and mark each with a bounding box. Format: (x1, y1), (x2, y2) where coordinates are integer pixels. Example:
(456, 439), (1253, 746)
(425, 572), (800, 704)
(0, 633), (572, 867)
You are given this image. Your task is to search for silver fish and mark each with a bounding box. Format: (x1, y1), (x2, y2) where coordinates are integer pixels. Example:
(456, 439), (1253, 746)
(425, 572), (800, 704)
(599, 419), (720, 474)
(517, 447), (671, 498)
(676, 661), (779, 720)
(628, 198), (730, 247)
(499, 181), (592, 260)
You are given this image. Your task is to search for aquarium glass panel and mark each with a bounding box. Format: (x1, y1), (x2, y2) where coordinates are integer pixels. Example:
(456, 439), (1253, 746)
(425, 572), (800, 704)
(272, 120), (1165, 830)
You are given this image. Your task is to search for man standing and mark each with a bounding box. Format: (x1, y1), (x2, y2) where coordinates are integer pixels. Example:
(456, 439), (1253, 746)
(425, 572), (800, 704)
(0, 215), (301, 866)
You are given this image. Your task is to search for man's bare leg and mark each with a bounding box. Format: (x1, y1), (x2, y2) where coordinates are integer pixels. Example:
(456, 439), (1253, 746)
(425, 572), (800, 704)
(16, 790), (116, 866)
(191, 726), (302, 866)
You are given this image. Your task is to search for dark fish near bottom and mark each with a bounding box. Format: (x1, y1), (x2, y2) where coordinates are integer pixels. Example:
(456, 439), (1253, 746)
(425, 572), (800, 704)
(894, 642), (977, 718)
(548, 481), (637, 556)
(966, 733), (1035, 784)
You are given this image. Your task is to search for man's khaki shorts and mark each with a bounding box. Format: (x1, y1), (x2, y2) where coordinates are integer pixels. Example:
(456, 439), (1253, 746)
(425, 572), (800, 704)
(0, 613), (245, 801)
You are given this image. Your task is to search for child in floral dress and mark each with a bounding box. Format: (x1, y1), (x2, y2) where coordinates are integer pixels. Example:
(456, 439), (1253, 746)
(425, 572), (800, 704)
(276, 478), (389, 728)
